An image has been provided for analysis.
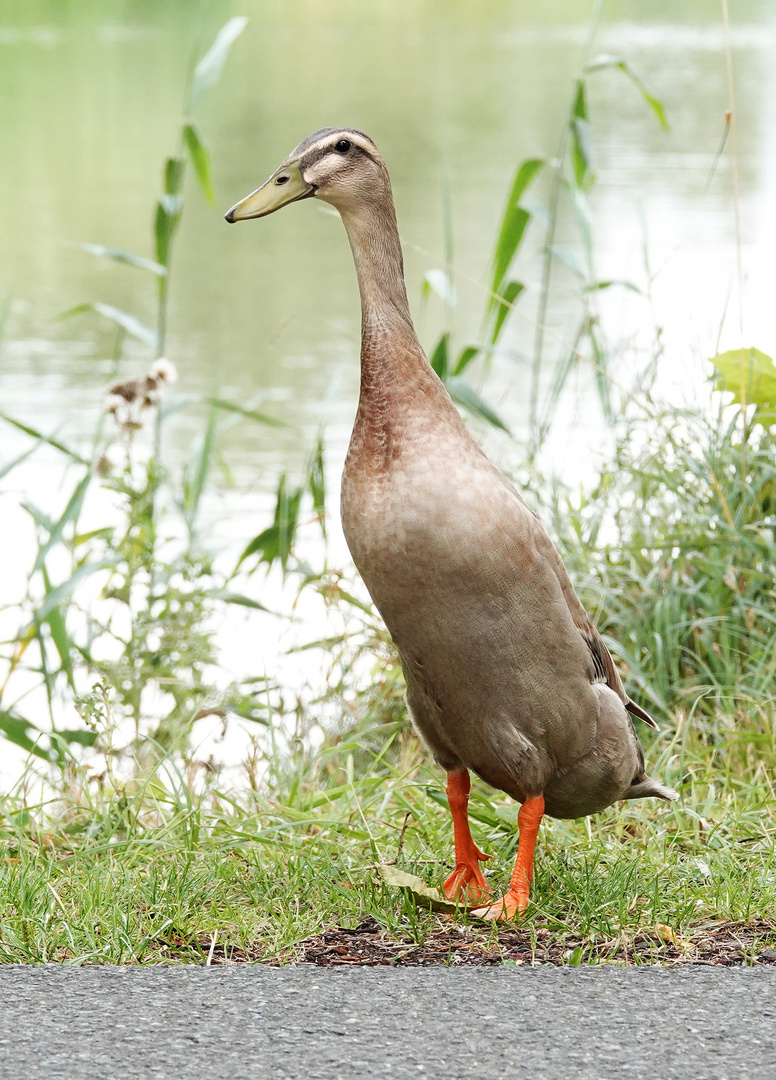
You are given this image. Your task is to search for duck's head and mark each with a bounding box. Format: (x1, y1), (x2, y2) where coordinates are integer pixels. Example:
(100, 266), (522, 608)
(225, 127), (389, 223)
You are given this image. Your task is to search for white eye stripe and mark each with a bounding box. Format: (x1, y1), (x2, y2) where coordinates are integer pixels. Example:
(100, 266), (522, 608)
(306, 133), (376, 159)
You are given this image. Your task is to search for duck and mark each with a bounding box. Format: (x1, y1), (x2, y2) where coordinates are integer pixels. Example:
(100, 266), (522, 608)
(225, 128), (677, 920)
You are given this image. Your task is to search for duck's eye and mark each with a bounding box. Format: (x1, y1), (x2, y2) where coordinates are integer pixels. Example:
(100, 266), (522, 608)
(334, 139), (351, 154)
(275, 175), (289, 185)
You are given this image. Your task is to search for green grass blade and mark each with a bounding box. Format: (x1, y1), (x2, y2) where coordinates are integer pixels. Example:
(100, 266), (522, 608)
(308, 434), (326, 537)
(164, 157), (185, 196)
(0, 415), (89, 465)
(190, 17), (249, 108)
(0, 712), (49, 761)
(586, 54), (669, 131)
(208, 398), (285, 427)
(453, 346), (480, 376)
(0, 442), (40, 481)
(430, 334), (450, 379)
(70, 243), (167, 277)
(491, 158), (543, 296)
(183, 399), (219, 526)
(183, 124), (215, 206)
(34, 471), (91, 572)
(490, 280), (525, 345)
(448, 377), (510, 433)
(59, 303), (157, 350)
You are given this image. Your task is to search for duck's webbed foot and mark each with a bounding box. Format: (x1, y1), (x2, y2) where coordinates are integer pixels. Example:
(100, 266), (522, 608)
(443, 852), (491, 903)
(442, 769), (492, 903)
(472, 794), (545, 922)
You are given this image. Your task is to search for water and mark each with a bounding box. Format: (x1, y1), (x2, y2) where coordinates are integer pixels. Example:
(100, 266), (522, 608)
(2, 0), (776, 781)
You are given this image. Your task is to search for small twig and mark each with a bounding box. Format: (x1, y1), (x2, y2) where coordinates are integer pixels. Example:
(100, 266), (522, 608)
(396, 811), (412, 861)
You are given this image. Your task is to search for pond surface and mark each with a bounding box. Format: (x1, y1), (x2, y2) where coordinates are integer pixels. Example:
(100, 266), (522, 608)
(3, 0), (775, 475)
(1, 0), (775, 780)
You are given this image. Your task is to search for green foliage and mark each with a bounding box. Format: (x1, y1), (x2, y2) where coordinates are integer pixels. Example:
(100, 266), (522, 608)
(490, 158), (544, 298)
(710, 347), (776, 425)
(0, 17), (280, 769)
(585, 54), (670, 131)
(547, 402), (776, 718)
(189, 17), (249, 108)
(0, 705), (773, 963)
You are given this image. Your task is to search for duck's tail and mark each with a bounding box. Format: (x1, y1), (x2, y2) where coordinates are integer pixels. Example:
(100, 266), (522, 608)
(623, 777), (679, 802)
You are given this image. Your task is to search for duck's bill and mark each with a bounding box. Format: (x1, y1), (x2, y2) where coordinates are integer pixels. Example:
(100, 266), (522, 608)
(225, 162), (314, 222)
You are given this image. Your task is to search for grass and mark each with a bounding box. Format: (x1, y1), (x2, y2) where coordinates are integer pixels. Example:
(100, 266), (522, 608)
(1, 703), (774, 966)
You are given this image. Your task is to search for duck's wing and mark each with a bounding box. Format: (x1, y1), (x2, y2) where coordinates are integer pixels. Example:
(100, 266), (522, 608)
(526, 507), (659, 729)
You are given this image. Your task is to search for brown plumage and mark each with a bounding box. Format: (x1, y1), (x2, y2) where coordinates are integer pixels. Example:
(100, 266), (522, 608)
(226, 127), (677, 919)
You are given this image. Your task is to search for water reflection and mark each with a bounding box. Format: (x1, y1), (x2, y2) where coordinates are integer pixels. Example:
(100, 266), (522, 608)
(3, 1), (774, 476)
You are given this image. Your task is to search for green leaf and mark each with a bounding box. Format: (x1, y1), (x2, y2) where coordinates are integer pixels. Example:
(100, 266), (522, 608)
(586, 54), (669, 131)
(207, 589), (272, 613)
(59, 302), (157, 350)
(570, 80), (595, 191)
(33, 562), (107, 624)
(183, 124), (215, 206)
(330, 587), (373, 615)
(21, 501), (55, 532)
(308, 434), (326, 536)
(710, 348), (776, 425)
(550, 244), (586, 280)
(585, 279), (642, 294)
(45, 602), (74, 688)
(164, 156), (185, 196)
(71, 243), (167, 277)
(238, 474), (303, 574)
(184, 400), (218, 524)
(208, 398), (285, 427)
(491, 158), (543, 296)
(51, 729), (98, 748)
(0, 442), (39, 481)
(453, 345), (480, 376)
(40, 564), (75, 689)
(190, 16), (249, 107)
(378, 865), (458, 913)
(421, 269), (456, 308)
(34, 471), (91, 572)
(0, 415), (88, 465)
(490, 280), (525, 345)
(0, 712), (49, 761)
(430, 333), (450, 379)
(154, 196), (183, 268)
(448, 377), (510, 433)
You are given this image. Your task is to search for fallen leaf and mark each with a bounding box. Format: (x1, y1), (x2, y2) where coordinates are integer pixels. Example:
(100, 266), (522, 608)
(653, 923), (681, 944)
(378, 865), (459, 913)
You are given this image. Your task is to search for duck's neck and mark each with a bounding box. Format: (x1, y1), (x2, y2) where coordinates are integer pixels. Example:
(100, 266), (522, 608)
(338, 195), (466, 476)
(339, 199), (422, 386)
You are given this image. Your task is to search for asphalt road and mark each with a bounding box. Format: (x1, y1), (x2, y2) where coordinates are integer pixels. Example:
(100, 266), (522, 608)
(0, 966), (774, 1080)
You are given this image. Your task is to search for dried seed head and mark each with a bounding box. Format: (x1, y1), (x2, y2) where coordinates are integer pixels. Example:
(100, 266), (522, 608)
(150, 357), (178, 385)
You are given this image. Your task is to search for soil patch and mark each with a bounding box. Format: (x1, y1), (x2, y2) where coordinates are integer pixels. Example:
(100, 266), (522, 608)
(288, 916), (776, 967)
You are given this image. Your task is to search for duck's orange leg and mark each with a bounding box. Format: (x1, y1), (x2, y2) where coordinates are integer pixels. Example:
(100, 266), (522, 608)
(473, 794), (544, 921)
(443, 769), (491, 903)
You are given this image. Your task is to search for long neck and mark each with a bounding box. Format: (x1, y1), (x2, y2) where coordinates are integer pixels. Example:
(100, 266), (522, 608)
(339, 197), (421, 379)
(338, 193), (465, 473)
